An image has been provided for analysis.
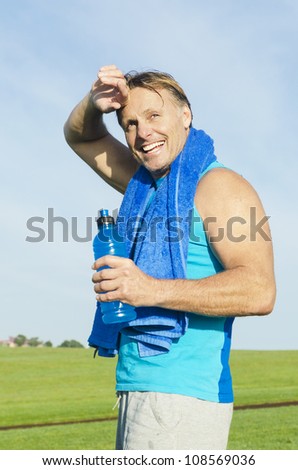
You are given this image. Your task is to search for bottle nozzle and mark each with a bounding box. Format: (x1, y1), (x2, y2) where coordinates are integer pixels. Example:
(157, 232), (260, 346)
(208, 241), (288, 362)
(100, 209), (109, 217)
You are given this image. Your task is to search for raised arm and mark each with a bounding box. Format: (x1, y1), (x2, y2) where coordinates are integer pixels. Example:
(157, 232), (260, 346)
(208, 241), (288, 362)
(64, 65), (139, 193)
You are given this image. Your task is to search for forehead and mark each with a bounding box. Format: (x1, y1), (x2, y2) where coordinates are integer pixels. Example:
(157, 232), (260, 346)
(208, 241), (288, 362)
(121, 87), (178, 119)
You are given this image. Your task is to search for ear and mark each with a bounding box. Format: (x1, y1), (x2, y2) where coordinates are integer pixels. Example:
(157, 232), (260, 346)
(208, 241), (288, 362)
(182, 105), (192, 129)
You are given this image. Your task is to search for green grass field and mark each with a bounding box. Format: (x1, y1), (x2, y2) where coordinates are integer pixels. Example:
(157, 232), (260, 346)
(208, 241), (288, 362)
(0, 348), (297, 450)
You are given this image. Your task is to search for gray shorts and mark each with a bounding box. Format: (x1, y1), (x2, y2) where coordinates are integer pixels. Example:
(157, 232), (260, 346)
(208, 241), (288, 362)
(115, 391), (233, 450)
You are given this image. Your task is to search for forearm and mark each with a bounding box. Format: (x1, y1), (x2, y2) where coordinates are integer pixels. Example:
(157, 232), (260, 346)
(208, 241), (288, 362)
(64, 85), (137, 193)
(93, 255), (275, 316)
(151, 267), (275, 317)
(64, 92), (108, 144)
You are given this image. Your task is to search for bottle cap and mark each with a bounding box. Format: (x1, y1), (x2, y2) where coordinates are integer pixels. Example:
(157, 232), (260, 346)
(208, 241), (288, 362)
(96, 209), (114, 227)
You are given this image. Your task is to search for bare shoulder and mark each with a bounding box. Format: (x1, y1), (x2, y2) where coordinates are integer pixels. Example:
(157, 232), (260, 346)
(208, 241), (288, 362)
(194, 166), (274, 276)
(195, 167), (263, 220)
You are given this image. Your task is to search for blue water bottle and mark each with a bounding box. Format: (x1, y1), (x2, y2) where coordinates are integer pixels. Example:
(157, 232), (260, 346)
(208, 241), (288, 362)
(93, 209), (137, 324)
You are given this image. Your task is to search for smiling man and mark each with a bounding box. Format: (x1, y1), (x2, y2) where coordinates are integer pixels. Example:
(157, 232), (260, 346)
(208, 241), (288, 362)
(64, 65), (276, 450)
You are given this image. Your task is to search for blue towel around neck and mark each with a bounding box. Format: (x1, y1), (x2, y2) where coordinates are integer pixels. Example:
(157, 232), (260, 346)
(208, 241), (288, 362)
(88, 127), (217, 357)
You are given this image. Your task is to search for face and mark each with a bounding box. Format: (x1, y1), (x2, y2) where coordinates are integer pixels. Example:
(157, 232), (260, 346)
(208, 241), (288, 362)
(119, 87), (192, 178)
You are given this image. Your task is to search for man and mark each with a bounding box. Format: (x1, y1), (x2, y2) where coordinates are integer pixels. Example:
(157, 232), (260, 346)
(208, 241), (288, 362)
(64, 65), (276, 450)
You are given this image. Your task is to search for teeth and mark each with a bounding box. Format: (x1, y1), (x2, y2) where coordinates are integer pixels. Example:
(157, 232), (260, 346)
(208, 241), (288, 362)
(142, 141), (164, 152)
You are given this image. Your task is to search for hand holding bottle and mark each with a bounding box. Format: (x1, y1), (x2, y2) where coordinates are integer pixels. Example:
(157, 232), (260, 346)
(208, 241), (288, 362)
(92, 209), (136, 324)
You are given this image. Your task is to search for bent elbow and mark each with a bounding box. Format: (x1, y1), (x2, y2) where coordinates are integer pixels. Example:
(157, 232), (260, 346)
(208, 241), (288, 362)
(254, 281), (277, 316)
(63, 121), (74, 146)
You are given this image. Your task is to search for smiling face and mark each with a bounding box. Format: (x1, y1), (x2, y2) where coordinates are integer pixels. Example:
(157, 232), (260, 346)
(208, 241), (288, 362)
(119, 87), (192, 178)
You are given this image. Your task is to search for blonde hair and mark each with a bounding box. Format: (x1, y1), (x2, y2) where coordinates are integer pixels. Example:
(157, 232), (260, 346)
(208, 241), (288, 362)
(117, 70), (193, 126)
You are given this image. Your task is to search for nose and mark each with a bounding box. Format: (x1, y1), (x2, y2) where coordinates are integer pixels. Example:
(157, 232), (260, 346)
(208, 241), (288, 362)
(136, 121), (152, 140)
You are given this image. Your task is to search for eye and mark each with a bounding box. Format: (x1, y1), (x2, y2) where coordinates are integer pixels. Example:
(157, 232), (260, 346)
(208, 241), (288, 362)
(150, 113), (159, 120)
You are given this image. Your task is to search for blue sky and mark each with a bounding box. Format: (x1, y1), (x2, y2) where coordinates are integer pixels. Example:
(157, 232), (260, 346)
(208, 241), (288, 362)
(1, 0), (297, 349)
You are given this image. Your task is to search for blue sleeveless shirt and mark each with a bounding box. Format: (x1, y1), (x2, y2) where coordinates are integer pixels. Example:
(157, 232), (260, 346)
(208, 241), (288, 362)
(116, 161), (234, 403)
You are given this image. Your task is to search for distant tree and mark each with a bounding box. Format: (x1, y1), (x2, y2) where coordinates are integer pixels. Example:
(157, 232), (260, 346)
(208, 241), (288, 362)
(27, 337), (42, 347)
(58, 339), (84, 348)
(14, 334), (27, 347)
(43, 341), (53, 347)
